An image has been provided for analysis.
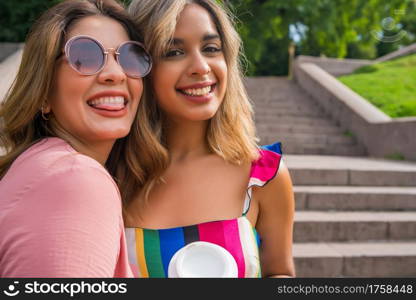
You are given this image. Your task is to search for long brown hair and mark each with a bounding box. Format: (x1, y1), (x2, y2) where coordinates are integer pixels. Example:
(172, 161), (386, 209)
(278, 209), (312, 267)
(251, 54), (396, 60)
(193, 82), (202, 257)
(0, 0), (157, 208)
(127, 0), (260, 206)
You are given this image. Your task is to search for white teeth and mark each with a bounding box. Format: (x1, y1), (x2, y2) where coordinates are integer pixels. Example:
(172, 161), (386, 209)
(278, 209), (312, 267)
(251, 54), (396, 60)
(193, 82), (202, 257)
(182, 86), (211, 96)
(88, 96), (125, 106)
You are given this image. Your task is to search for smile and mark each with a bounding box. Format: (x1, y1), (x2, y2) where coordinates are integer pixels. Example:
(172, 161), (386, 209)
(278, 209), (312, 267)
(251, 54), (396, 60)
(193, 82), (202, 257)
(177, 84), (215, 97)
(87, 96), (127, 111)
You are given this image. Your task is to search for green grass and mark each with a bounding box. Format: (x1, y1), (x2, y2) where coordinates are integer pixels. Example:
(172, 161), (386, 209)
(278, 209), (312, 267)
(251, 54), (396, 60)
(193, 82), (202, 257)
(339, 54), (416, 118)
(384, 152), (406, 161)
(343, 130), (354, 137)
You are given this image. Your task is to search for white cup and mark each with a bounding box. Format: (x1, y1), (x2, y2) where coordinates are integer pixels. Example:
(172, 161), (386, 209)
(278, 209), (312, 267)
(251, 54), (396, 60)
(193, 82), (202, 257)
(168, 241), (238, 278)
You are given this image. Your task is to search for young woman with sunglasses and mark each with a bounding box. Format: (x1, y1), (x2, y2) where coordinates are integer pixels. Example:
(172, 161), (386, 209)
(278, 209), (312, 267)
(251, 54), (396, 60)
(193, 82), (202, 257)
(126, 0), (295, 278)
(0, 0), (152, 277)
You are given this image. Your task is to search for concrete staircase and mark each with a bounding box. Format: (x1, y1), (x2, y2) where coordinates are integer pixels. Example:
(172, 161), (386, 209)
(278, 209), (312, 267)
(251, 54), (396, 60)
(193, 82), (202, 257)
(246, 77), (366, 156)
(246, 76), (416, 277)
(288, 155), (416, 277)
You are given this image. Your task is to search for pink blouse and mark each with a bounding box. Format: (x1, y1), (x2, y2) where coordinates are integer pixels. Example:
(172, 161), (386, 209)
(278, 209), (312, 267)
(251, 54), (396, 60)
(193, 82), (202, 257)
(0, 137), (132, 277)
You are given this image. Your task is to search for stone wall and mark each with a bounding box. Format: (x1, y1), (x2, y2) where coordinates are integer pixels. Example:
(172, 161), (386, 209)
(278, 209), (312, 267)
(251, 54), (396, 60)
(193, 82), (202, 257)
(294, 61), (416, 161)
(0, 48), (23, 103)
(296, 55), (372, 77)
(0, 43), (23, 63)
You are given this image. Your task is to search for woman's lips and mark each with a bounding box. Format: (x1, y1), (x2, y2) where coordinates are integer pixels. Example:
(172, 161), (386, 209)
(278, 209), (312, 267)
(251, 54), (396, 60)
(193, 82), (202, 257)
(87, 96), (129, 117)
(180, 85), (211, 96)
(176, 84), (216, 103)
(89, 105), (128, 118)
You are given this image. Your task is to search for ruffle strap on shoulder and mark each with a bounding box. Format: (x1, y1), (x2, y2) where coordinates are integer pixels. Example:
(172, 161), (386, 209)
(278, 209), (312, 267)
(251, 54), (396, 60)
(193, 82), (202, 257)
(248, 142), (282, 188)
(242, 142), (282, 216)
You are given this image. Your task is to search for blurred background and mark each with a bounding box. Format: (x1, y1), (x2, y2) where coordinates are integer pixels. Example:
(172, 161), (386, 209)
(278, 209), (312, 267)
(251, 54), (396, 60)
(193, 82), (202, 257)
(1, 0), (415, 76)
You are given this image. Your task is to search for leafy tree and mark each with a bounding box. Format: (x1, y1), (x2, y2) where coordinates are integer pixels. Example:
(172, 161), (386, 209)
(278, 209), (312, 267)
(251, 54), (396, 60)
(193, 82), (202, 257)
(376, 0), (416, 56)
(0, 0), (131, 42)
(1, 0), (414, 76)
(231, 0), (412, 75)
(0, 0), (61, 42)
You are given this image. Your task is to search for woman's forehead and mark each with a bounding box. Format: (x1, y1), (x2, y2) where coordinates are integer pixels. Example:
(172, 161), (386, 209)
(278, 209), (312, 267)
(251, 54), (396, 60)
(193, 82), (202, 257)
(174, 3), (218, 38)
(65, 15), (130, 46)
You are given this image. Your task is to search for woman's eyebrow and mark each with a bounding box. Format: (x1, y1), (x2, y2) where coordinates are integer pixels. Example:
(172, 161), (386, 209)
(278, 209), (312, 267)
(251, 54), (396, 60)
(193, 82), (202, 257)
(202, 33), (220, 41)
(170, 33), (221, 45)
(171, 38), (183, 45)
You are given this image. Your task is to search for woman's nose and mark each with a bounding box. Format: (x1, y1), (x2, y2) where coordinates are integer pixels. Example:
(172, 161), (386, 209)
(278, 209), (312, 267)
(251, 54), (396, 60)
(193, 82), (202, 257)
(188, 52), (211, 76)
(97, 51), (126, 84)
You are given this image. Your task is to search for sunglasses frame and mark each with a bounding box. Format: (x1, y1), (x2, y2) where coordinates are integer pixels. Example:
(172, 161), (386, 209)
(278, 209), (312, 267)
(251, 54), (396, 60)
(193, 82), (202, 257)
(63, 35), (152, 78)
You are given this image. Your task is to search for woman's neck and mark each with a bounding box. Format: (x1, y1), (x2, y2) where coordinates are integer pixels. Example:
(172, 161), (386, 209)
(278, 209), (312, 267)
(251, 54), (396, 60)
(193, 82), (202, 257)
(52, 125), (113, 165)
(166, 119), (211, 162)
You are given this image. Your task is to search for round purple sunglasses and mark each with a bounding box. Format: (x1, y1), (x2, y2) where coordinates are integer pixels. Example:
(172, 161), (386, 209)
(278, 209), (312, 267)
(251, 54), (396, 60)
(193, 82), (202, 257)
(63, 35), (152, 78)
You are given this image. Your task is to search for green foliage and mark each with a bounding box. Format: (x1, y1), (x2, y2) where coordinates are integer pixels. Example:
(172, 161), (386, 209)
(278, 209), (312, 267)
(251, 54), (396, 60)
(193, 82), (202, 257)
(376, 1), (416, 57)
(352, 64), (380, 74)
(232, 0), (295, 75)
(339, 54), (416, 118)
(231, 0), (414, 75)
(0, 0), (132, 42)
(0, 0), (61, 42)
(1, 0), (415, 76)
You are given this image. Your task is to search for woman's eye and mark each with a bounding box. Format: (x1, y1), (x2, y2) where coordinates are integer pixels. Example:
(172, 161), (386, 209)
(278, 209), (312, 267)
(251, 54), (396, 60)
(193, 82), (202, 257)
(164, 49), (183, 58)
(204, 46), (222, 53)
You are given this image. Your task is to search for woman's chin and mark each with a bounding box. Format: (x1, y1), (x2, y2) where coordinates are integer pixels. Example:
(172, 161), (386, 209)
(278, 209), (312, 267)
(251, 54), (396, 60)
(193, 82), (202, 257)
(90, 128), (131, 141)
(182, 107), (220, 122)
(182, 113), (217, 122)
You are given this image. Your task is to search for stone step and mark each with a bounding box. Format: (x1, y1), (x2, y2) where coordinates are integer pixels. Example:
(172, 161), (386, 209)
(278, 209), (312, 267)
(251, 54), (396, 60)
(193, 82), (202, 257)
(294, 241), (416, 277)
(294, 211), (416, 242)
(251, 99), (320, 108)
(255, 109), (324, 118)
(256, 123), (343, 135)
(256, 115), (335, 127)
(295, 186), (416, 211)
(261, 141), (365, 156)
(260, 133), (356, 146)
(244, 76), (288, 88)
(296, 144), (364, 156)
(253, 99), (316, 107)
(285, 155), (416, 187)
(254, 102), (315, 108)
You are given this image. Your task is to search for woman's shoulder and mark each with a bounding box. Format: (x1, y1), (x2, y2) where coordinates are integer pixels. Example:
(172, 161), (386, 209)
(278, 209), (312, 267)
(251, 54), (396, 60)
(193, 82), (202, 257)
(1, 137), (118, 204)
(0, 138), (127, 278)
(11, 137), (110, 179)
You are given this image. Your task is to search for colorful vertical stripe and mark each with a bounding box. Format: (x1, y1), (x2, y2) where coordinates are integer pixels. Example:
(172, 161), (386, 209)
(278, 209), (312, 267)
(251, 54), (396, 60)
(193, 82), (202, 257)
(143, 229), (164, 277)
(237, 217), (261, 277)
(124, 228), (140, 277)
(134, 228), (149, 277)
(198, 219), (245, 278)
(159, 228), (185, 276)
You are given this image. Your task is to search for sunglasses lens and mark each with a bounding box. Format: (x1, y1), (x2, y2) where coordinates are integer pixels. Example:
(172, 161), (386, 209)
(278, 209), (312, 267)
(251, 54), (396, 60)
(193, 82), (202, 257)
(118, 42), (151, 78)
(67, 37), (104, 75)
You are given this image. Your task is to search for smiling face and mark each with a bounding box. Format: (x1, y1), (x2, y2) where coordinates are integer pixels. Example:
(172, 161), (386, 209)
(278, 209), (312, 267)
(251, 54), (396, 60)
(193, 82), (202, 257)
(151, 3), (227, 123)
(49, 15), (143, 145)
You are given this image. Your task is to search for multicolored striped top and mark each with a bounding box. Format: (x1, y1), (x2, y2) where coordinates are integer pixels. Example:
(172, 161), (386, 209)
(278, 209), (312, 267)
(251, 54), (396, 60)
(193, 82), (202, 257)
(125, 143), (282, 278)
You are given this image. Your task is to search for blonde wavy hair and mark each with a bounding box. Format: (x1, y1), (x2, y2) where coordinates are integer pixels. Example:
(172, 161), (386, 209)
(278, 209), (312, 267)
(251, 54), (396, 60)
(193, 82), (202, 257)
(128, 0), (260, 203)
(0, 0), (160, 207)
